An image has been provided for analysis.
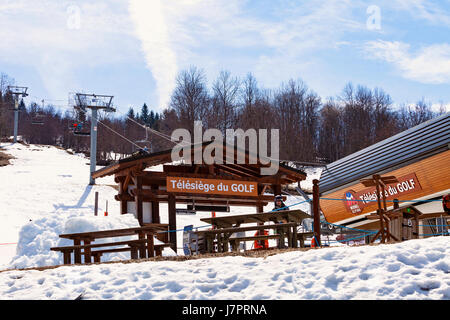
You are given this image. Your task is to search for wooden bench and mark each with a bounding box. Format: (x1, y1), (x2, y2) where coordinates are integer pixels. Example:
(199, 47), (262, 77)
(51, 239), (151, 265)
(54, 224), (170, 264)
(194, 222), (298, 235)
(192, 222), (301, 253)
(90, 243), (172, 263)
(230, 231), (315, 251)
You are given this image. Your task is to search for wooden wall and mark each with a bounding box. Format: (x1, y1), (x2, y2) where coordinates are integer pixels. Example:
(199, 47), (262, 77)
(321, 149), (450, 224)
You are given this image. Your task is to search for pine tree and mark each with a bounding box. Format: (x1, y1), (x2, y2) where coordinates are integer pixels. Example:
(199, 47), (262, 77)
(153, 112), (160, 130)
(149, 110), (155, 128)
(140, 103), (149, 125)
(126, 107), (135, 119)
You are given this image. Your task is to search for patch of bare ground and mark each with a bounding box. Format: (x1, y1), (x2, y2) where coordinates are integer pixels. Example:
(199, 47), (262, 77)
(0, 149), (14, 167)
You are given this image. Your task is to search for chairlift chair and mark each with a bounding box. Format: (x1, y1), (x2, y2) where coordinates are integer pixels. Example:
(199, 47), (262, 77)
(72, 122), (90, 136)
(31, 111), (45, 125)
(134, 126), (152, 153)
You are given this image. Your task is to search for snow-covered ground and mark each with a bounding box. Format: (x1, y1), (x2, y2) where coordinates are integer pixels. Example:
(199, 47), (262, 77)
(0, 142), (449, 300)
(0, 236), (449, 299)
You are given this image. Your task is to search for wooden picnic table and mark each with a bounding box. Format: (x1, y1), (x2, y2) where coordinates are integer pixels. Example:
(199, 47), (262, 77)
(195, 209), (311, 253)
(200, 209), (310, 228)
(52, 223), (169, 264)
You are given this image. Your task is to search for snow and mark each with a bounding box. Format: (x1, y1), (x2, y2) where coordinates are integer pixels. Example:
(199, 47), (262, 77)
(299, 166), (323, 193)
(0, 142), (449, 300)
(0, 236), (449, 299)
(8, 213), (175, 269)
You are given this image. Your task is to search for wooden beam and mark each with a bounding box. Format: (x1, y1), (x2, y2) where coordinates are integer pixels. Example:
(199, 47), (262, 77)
(312, 179), (321, 247)
(272, 184), (282, 196)
(92, 151), (174, 179)
(133, 189), (278, 202)
(118, 179), (127, 215)
(168, 193), (177, 252)
(214, 164), (244, 177)
(135, 176), (143, 226)
(417, 212), (449, 219)
(115, 194), (268, 207)
(216, 164), (260, 178)
(123, 172), (132, 192)
(151, 184), (160, 223)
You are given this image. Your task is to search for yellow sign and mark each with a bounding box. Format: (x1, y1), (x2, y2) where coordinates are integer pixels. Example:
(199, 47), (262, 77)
(167, 177), (258, 196)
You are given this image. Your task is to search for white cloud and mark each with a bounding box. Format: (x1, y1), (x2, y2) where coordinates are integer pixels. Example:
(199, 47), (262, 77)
(0, 0), (136, 100)
(128, 0), (177, 110)
(365, 40), (450, 84)
(132, 0), (365, 97)
(391, 0), (450, 28)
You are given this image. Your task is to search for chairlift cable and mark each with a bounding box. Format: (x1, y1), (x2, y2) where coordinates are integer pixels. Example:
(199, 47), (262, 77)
(91, 113), (146, 150)
(114, 108), (187, 145)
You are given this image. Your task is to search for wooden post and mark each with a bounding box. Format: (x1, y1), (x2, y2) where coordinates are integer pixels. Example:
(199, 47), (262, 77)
(84, 239), (91, 263)
(393, 199), (400, 241)
(168, 193), (177, 252)
(135, 177), (143, 225)
(374, 176), (385, 243)
(130, 247), (138, 260)
(414, 212), (419, 239)
(272, 184), (282, 198)
(74, 238), (81, 264)
(147, 233), (155, 258)
(256, 203), (265, 248)
(63, 250), (71, 265)
(151, 184), (160, 223)
(312, 179), (321, 247)
(292, 225), (298, 248)
(94, 192), (98, 216)
(119, 179), (127, 214)
(393, 199), (399, 210)
(138, 233), (146, 259)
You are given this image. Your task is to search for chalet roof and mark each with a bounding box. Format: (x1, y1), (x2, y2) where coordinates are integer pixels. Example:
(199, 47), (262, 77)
(92, 140), (306, 184)
(319, 112), (450, 194)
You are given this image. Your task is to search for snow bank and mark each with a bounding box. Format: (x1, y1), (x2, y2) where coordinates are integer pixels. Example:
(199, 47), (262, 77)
(8, 214), (176, 269)
(0, 236), (448, 300)
(299, 166), (323, 193)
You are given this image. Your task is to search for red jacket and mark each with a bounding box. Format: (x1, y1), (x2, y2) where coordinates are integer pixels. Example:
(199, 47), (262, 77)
(254, 230), (269, 249)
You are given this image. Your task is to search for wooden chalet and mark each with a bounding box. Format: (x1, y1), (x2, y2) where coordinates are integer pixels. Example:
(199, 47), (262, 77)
(92, 141), (307, 251)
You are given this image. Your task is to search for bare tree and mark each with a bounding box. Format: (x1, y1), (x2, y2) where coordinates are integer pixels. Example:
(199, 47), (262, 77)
(169, 66), (210, 135)
(210, 70), (240, 132)
(0, 73), (15, 138)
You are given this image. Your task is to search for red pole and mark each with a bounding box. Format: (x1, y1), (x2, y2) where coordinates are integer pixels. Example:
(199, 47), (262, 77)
(212, 211), (216, 230)
(104, 200), (108, 216)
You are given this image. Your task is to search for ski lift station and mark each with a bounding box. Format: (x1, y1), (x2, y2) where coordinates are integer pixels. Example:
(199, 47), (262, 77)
(319, 112), (450, 240)
(91, 141), (310, 254)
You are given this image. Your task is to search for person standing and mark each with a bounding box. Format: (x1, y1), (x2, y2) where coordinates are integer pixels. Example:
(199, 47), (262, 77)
(273, 195), (289, 248)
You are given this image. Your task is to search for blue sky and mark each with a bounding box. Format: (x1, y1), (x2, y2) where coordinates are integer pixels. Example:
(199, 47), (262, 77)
(0, 0), (449, 116)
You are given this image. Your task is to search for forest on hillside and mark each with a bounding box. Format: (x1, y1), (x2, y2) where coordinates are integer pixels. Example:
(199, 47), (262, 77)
(0, 68), (446, 165)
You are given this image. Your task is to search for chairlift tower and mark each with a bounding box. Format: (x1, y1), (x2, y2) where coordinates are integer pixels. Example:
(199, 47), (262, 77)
(70, 93), (116, 185)
(7, 86), (28, 143)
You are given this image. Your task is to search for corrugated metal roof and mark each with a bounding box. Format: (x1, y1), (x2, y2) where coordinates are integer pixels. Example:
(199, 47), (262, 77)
(319, 112), (450, 193)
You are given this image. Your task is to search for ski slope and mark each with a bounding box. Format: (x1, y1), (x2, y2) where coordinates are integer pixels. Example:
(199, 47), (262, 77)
(0, 142), (449, 300)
